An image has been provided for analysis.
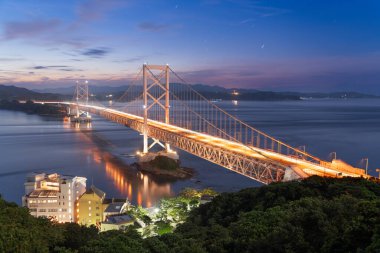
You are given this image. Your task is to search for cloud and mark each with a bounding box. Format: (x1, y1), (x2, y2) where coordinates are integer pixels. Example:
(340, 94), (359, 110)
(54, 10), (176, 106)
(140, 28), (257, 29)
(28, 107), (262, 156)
(76, 0), (127, 22)
(0, 18), (89, 48)
(227, 0), (290, 17)
(2, 19), (61, 40)
(171, 54), (380, 93)
(31, 65), (82, 72)
(59, 68), (83, 72)
(32, 65), (69, 70)
(81, 47), (110, 58)
(0, 57), (25, 62)
(113, 56), (146, 63)
(138, 22), (171, 32)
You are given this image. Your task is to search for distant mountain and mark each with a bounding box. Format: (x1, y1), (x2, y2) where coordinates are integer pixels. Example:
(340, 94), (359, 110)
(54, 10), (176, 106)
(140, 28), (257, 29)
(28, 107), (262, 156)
(11, 83), (380, 101)
(35, 84), (300, 101)
(0, 84), (65, 100)
(34, 85), (130, 95)
(283, 91), (379, 99)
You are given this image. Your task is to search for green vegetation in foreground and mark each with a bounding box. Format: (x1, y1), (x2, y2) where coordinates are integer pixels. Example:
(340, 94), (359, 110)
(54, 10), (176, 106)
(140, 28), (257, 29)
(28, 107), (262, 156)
(1, 176), (380, 253)
(0, 100), (66, 116)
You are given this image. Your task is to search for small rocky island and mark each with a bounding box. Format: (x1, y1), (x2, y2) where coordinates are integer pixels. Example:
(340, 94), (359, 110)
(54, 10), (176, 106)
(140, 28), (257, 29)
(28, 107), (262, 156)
(132, 151), (194, 179)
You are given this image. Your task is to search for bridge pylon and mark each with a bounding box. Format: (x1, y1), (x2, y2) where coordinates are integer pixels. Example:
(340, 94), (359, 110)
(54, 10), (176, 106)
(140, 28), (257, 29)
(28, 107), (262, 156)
(142, 64), (172, 154)
(70, 80), (91, 122)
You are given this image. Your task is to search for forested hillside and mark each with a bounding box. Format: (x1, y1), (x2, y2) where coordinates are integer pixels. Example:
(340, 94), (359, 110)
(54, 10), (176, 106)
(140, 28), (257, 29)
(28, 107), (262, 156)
(1, 176), (379, 253)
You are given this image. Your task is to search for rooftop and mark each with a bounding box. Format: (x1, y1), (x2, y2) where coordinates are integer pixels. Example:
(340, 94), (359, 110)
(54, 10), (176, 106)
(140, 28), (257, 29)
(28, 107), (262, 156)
(26, 172), (81, 183)
(85, 185), (106, 199)
(104, 202), (127, 213)
(104, 214), (134, 225)
(103, 198), (129, 204)
(29, 190), (58, 198)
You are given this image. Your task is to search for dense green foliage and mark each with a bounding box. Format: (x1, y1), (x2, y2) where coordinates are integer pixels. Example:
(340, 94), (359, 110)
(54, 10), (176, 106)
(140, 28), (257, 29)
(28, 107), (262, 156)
(0, 100), (66, 115)
(150, 156), (180, 171)
(1, 176), (380, 252)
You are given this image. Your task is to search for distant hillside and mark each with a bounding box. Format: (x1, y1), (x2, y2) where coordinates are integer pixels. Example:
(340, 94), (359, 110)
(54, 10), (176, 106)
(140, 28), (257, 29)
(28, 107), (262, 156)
(36, 84), (300, 101)
(0, 85), (65, 100)
(284, 91), (379, 99)
(34, 85), (128, 95)
(22, 83), (380, 101)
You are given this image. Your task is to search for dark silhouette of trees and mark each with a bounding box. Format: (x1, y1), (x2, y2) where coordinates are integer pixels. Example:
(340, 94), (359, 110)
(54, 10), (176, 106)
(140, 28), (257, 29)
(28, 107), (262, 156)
(1, 176), (380, 252)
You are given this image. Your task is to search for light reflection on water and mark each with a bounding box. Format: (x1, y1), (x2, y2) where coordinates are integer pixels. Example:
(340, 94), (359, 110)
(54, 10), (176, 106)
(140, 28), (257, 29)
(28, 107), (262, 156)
(71, 122), (173, 207)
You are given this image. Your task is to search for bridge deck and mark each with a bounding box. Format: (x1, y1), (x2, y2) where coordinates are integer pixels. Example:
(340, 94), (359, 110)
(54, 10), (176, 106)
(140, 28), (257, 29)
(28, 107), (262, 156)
(37, 101), (368, 183)
(59, 102), (368, 181)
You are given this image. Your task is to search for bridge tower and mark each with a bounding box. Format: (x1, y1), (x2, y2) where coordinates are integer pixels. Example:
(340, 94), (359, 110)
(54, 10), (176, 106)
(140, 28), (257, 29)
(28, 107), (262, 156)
(70, 80), (91, 122)
(142, 64), (172, 154)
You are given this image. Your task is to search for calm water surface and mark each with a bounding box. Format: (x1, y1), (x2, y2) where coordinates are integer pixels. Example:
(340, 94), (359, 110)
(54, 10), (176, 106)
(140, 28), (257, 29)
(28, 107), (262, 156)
(1, 99), (380, 206)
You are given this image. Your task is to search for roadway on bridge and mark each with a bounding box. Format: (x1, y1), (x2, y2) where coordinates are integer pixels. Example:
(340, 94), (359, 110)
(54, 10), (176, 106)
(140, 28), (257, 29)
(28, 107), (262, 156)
(59, 102), (368, 180)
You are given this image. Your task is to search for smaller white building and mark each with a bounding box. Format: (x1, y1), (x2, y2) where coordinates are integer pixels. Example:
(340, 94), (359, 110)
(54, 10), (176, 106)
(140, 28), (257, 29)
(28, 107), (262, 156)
(22, 172), (86, 223)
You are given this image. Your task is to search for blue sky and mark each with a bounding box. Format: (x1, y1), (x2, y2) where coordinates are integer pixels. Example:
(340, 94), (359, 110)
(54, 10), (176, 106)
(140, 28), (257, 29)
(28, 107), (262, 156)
(0, 0), (379, 93)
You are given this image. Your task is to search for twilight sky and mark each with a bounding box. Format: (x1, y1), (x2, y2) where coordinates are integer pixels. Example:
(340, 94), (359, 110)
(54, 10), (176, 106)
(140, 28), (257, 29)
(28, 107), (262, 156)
(0, 0), (379, 93)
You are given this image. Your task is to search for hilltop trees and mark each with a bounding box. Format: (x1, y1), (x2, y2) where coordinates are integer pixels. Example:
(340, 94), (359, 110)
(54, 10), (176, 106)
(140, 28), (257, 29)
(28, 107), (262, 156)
(0, 176), (380, 252)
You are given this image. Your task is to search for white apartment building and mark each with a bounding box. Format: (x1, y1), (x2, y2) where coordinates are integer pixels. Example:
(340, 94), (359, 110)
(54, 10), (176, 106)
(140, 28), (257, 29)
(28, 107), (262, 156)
(22, 172), (87, 223)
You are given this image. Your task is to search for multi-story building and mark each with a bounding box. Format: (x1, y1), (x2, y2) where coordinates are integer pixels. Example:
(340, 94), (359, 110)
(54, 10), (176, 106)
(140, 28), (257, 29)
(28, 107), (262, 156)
(76, 184), (130, 227)
(76, 185), (106, 227)
(22, 172), (87, 223)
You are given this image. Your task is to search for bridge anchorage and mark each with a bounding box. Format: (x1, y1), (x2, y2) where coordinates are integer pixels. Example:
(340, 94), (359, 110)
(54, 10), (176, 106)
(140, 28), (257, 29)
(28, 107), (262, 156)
(42, 63), (376, 184)
(68, 80), (92, 123)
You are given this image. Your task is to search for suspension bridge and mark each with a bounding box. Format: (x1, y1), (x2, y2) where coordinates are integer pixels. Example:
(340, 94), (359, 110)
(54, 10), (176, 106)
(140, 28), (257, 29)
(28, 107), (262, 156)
(40, 64), (371, 184)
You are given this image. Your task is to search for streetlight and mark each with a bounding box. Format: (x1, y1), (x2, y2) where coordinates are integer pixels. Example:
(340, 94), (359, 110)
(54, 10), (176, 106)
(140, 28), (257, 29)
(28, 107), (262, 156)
(363, 158), (369, 175)
(298, 145), (306, 153)
(376, 169), (380, 178)
(329, 152), (337, 161)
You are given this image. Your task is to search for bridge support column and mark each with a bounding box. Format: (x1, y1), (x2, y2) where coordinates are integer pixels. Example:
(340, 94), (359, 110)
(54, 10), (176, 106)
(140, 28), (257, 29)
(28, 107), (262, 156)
(164, 64), (171, 152)
(142, 64), (173, 154)
(71, 80), (91, 123)
(143, 64), (149, 154)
